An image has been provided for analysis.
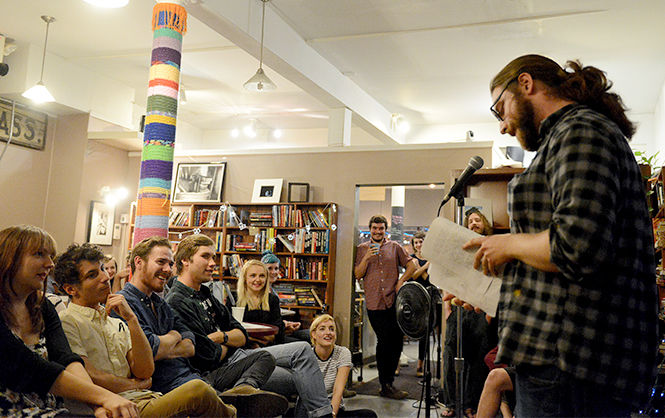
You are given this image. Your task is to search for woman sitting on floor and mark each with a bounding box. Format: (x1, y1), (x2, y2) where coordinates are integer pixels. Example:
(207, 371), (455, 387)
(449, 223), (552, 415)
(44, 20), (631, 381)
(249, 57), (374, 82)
(0, 224), (138, 417)
(236, 259), (285, 345)
(310, 314), (377, 418)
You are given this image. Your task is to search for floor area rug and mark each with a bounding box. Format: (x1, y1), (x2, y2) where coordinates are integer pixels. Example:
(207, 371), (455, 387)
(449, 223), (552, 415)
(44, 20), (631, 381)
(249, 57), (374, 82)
(352, 362), (434, 401)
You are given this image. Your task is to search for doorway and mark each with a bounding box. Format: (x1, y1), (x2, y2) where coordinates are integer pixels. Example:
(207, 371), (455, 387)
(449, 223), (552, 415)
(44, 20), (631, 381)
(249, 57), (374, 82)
(350, 183), (445, 370)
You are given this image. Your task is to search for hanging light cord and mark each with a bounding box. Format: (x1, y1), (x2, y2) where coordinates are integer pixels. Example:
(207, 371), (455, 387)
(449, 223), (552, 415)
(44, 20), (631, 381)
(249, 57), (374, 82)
(259, 0), (267, 69)
(39, 18), (52, 82)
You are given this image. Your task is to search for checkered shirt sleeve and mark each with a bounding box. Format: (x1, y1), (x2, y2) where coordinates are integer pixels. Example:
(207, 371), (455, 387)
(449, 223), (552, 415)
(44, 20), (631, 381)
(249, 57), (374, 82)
(497, 104), (658, 408)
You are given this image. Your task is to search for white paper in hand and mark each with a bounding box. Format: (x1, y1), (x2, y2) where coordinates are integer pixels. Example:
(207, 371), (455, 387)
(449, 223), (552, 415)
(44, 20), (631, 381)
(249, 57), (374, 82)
(421, 217), (501, 317)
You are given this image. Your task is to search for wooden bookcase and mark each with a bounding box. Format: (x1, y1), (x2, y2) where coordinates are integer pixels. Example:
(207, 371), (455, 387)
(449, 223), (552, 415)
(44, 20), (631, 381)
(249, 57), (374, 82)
(131, 202), (338, 320)
(646, 167), (665, 309)
(454, 167), (525, 233)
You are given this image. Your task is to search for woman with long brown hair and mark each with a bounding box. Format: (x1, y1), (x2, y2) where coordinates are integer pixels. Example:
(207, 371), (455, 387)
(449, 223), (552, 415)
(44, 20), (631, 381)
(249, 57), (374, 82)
(0, 225), (138, 417)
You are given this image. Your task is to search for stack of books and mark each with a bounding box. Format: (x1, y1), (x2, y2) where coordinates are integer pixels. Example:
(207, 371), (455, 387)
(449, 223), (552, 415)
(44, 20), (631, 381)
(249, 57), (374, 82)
(249, 212), (272, 227)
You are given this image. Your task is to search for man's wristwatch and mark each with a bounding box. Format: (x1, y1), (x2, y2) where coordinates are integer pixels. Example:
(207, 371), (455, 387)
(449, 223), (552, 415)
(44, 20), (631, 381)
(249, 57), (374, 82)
(222, 332), (228, 344)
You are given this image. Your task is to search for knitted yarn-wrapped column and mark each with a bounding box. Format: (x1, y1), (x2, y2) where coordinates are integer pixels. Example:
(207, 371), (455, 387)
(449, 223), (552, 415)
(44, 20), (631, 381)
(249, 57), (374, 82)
(133, 0), (187, 246)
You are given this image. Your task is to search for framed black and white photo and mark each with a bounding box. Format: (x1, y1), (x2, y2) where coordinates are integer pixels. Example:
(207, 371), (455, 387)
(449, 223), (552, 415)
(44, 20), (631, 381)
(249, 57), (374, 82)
(173, 162), (226, 203)
(88, 201), (115, 246)
(251, 178), (283, 203)
(288, 182), (310, 203)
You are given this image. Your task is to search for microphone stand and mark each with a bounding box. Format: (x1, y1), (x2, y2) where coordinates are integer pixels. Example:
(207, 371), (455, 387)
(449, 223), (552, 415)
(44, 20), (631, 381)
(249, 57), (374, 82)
(451, 193), (466, 418)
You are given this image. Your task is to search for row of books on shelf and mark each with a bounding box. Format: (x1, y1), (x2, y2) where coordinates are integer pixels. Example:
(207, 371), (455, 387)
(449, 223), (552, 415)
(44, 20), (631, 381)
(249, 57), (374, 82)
(284, 258), (327, 281)
(226, 229), (276, 253)
(287, 229), (330, 254)
(222, 254), (244, 278)
(194, 209), (224, 227)
(225, 205), (332, 229)
(273, 283), (325, 308)
(169, 211), (190, 227)
(222, 253), (327, 281)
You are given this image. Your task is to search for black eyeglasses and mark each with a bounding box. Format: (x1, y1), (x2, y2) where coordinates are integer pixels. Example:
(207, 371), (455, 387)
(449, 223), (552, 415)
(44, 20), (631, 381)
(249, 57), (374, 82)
(490, 78), (517, 122)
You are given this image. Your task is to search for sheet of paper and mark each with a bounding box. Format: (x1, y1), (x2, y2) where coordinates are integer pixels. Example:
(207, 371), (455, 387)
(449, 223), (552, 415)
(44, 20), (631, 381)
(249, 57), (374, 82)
(421, 217), (501, 317)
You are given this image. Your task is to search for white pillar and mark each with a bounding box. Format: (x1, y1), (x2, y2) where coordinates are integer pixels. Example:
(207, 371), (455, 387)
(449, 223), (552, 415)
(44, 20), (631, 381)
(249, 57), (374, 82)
(328, 107), (352, 147)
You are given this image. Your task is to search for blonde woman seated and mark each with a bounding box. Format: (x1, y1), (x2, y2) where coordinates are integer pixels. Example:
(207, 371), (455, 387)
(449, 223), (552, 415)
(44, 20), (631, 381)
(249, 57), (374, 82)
(0, 225), (137, 417)
(310, 314), (377, 418)
(237, 260), (285, 345)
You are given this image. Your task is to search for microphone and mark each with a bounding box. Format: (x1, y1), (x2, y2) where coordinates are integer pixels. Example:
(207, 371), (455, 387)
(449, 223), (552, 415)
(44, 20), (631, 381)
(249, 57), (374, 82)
(439, 156), (484, 208)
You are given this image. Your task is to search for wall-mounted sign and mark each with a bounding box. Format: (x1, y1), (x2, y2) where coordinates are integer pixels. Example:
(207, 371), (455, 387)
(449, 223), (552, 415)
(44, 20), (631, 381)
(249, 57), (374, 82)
(0, 99), (48, 150)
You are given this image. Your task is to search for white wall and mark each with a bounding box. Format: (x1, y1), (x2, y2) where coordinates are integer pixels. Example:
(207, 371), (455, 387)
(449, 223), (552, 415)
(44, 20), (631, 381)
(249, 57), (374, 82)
(653, 80), (665, 158)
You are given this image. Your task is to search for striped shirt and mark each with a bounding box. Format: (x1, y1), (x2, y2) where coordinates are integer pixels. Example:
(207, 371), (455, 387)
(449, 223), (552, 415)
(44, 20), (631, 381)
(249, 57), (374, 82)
(314, 345), (352, 408)
(497, 104), (658, 407)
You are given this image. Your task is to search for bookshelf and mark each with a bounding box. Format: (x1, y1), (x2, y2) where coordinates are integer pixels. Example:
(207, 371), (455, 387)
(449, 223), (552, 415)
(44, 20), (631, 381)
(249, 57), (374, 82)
(454, 167), (524, 233)
(130, 202), (338, 320)
(645, 167), (665, 309)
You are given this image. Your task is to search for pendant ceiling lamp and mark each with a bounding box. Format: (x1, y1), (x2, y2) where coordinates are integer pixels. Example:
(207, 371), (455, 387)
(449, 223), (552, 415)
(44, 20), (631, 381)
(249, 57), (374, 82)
(22, 15), (56, 104)
(244, 0), (276, 92)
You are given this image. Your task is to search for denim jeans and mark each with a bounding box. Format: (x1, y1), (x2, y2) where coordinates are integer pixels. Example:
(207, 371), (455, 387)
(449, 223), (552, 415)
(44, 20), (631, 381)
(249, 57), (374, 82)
(231, 341), (332, 417)
(203, 349), (275, 391)
(515, 364), (632, 417)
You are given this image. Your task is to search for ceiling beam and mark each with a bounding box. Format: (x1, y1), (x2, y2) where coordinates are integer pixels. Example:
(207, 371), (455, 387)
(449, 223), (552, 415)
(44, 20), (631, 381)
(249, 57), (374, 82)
(186, 0), (401, 145)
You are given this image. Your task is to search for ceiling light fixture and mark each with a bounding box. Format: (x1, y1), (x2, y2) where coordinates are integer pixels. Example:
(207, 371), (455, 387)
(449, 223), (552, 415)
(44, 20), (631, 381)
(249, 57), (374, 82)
(243, 119), (257, 138)
(390, 113), (410, 134)
(82, 0), (130, 8)
(22, 16), (56, 104)
(243, 0), (276, 92)
(272, 129), (282, 139)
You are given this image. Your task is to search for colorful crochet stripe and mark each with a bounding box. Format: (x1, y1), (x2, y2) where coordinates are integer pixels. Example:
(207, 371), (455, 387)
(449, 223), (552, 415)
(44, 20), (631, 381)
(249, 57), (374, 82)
(133, 1), (187, 246)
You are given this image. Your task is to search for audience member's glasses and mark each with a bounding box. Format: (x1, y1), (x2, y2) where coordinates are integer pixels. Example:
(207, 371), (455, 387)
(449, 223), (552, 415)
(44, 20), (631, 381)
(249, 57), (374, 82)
(490, 78), (517, 121)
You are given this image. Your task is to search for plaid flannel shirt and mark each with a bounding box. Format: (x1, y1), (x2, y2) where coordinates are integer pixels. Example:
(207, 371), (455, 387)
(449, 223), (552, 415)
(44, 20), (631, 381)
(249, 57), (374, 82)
(497, 104), (658, 407)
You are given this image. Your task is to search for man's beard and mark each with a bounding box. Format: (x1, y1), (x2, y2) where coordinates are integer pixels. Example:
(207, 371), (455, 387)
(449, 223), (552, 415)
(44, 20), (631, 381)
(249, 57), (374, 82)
(514, 91), (540, 151)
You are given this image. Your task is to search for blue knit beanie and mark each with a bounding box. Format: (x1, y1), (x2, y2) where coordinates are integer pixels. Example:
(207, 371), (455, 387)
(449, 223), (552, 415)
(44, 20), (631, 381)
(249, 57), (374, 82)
(261, 250), (279, 265)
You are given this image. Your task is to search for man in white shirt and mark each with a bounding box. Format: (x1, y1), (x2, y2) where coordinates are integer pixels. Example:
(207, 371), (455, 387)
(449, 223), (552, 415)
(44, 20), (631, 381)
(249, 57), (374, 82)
(54, 242), (235, 417)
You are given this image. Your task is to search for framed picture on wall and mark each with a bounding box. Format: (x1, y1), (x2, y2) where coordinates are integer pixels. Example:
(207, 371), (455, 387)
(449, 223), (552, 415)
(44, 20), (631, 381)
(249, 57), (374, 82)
(173, 162), (226, 203)
(88, 201), (115, 246)
(288, 182), (310, 203)
(251, 178), (283, 203)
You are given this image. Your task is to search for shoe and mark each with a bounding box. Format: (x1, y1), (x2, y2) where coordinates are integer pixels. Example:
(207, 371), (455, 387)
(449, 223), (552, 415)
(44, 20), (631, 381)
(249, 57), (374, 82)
(440, 405), (455, 417)
(343, 388), (357, 398)
(379, 383), (408, 400)
(416, 367), (423, 377)
(220, 384), (289, 417)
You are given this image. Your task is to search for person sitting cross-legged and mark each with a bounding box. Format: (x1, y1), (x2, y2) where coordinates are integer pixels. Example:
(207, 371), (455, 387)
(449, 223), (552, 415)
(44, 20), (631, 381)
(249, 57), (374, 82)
(118, 236), (288, 417)
(166, 234), (334, 418)
(54, 242), (232, 417)
(310, 314), (377, 418)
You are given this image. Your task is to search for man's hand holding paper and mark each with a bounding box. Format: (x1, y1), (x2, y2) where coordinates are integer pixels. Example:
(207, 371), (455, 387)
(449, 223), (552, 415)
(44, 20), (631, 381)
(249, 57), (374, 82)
(421, 217), (505, 317)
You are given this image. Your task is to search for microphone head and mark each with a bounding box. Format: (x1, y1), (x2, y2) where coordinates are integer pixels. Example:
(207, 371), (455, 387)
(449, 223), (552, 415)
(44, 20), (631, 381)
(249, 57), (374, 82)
(469, 156), (484, 170)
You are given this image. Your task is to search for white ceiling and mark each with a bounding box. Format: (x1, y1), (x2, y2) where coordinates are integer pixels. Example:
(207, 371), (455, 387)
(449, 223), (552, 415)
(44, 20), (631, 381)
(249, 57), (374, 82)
(2, 0), (665, 150)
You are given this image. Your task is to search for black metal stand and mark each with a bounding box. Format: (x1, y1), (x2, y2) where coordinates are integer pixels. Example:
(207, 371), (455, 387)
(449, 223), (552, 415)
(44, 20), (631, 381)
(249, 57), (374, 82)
(454, 196), (465, 418)
(417, 287), (439, 418)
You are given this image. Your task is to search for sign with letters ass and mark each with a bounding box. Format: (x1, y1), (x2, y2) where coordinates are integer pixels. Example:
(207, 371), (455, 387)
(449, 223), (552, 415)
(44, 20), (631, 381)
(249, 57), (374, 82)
(0, 99), (48, 150)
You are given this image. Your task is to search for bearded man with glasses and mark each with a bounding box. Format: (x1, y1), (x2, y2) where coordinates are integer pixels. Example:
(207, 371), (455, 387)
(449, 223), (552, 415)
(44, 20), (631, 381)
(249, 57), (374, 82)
(461, 54), (657, 417)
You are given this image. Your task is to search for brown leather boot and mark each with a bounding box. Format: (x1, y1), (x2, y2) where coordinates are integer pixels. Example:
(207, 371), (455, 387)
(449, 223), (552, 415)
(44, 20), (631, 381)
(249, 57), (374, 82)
(379, 383), (408, 400)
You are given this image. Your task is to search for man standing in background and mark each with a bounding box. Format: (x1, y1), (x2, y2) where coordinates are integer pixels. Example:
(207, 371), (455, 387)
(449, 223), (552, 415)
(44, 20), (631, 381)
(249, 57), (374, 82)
(354, 215), (416, 399)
